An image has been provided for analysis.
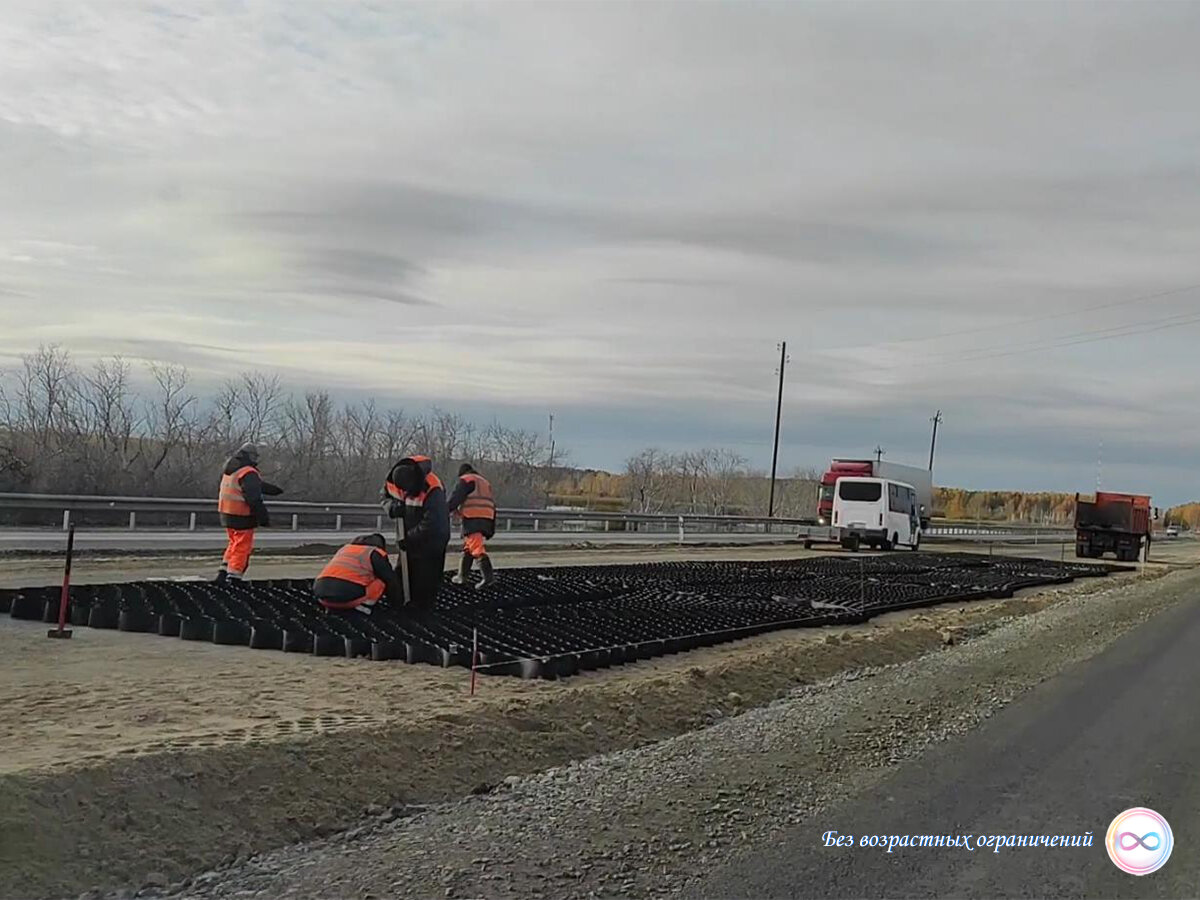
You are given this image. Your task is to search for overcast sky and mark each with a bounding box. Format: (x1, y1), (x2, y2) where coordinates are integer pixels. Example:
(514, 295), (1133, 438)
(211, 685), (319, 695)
(2, 1), (1200, 502)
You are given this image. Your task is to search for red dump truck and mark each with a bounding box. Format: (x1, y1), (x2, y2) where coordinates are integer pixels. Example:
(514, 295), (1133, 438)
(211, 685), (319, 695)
(1075, 492), (1154, 562)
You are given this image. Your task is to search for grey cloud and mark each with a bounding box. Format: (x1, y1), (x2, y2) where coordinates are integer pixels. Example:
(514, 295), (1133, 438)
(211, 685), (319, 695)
(262, 284), (435, 308)
(606, 277), (734, 288)
(293, 248), (424, 283)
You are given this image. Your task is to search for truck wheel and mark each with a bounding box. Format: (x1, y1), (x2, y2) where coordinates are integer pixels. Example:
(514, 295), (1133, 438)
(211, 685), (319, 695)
(912, 535), (921, 552)
(849, 536), (861, 553)
(880, 536), (892, 551)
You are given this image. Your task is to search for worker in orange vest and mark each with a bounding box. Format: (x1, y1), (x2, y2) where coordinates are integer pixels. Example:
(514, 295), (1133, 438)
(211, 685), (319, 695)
(447, 462), (497, 589)
(216, 442), (282, 583)
(314, 533), (399, 614)
(381, 454), (450, 609)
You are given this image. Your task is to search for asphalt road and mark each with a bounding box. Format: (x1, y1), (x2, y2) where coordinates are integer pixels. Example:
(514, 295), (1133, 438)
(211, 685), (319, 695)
(693, 585), (1200, 898)
(0, 528), (793, 552)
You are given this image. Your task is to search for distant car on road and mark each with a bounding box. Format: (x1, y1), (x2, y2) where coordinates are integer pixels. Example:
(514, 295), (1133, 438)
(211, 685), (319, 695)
(1166, 525), (1180, 538)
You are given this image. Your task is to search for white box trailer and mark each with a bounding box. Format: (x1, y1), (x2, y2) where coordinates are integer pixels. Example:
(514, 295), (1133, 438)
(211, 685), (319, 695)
(818, 458), (935, 528)
(873, 462), (933, 526)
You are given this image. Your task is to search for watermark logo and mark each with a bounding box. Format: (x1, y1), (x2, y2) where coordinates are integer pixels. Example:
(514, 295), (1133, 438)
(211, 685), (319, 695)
(1107, 808), (1173, 876)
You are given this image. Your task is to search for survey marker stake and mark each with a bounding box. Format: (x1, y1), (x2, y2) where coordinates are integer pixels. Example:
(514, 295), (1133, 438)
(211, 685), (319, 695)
(48, 522), (75, 639)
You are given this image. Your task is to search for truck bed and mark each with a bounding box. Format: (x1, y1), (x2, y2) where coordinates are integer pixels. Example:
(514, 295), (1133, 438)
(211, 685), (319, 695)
(1075, 493), (1151, 535)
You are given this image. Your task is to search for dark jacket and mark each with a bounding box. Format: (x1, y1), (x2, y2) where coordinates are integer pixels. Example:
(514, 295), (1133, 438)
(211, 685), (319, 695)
(447, 473), (496, 538)
(218, 452), (283, 530)
(382, 456), (450, 555)
(313, 533), (399, 605)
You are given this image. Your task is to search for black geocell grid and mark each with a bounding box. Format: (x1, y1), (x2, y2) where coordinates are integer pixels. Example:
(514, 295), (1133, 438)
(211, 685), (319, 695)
(2, 553), (1111, 680)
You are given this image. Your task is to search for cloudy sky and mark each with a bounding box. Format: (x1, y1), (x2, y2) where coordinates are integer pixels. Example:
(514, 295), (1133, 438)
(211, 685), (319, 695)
(3, 1), (1200, 501)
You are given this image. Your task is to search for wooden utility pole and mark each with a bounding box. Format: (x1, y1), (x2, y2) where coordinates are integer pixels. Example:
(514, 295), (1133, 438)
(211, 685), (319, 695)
(767, 341), (788, 519)
(928, 410), (942, 471)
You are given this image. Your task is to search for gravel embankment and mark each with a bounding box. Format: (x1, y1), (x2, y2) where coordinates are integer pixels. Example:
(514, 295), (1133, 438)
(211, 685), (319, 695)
(124, 568), (1197, 900)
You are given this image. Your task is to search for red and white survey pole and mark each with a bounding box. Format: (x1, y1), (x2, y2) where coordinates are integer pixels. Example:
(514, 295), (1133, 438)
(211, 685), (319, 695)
(47, 522), (75, 640)
(469, 626), (479, 696)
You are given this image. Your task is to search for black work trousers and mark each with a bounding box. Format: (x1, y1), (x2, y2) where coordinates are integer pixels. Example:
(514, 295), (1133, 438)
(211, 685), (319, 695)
(399, 548), (447, 611)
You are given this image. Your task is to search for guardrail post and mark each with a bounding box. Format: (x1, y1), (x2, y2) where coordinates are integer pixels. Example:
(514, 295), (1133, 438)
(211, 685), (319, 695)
(291, 514), (299, 532)
(506, 518), (511, 531)
(62, 510), (70, 531)
(376, 515), (382, 530)
(604, 520), (610, 532)
(335, 514), (342, 531)
(128, 511), (136, 530)
(533, 518), (539, 532)
(188, 512), (197, 532)
(678, 516), (685, 545)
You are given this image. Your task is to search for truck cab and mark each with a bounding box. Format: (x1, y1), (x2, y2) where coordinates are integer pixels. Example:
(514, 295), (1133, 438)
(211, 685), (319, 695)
(817, 460), (874, 524)
(832, 477), (921, 552)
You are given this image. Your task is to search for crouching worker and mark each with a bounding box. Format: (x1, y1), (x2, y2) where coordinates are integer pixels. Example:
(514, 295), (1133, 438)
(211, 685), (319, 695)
(314, 533), (400, 615)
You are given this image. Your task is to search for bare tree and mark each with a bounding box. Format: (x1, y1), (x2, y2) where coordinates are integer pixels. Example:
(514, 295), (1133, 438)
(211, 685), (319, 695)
(625, 447), (668, 513)
(208, 379), (242, 449)
(701, 448), (747, 514)
(145, 363), (196, 476)
(236, 370), (282, 444)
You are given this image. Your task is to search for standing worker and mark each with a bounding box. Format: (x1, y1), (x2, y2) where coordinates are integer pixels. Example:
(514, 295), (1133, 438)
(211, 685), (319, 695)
(382, 454), (450, 610)
(447, 462), (497, 589)
(314, 533), (399, 614)
(216, 442), (282, 583)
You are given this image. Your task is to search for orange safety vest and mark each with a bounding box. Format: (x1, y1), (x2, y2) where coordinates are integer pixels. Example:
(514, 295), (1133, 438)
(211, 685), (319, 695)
(460, 473), (496, 520)
(218, 465), (257, 517)
(319, 543), (387, 586)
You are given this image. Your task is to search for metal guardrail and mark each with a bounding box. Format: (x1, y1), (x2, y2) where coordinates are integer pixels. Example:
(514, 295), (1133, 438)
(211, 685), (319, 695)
(0, 492), (1076, 542)
(0, 491), (816, 536)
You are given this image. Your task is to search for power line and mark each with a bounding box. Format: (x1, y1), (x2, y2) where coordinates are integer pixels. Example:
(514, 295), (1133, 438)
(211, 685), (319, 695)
(859, 282), (1200, 350)
(859, 304), (1200, 374)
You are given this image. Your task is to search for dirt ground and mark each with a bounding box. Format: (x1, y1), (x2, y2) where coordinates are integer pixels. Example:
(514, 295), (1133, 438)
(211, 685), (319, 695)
(1, 541), (1195, 897)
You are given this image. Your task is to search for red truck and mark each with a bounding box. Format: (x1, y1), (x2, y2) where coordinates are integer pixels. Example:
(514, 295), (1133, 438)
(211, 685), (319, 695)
(1075, 492), (1155, 562)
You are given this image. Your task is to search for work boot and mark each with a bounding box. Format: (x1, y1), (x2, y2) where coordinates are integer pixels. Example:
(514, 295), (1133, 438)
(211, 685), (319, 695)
(214, 568), (228, 584)
(451, 552), (473, 586)
(475, 555), (496, 590)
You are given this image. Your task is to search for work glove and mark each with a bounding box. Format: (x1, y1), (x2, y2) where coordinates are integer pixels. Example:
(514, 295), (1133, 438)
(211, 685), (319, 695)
(396, 538), (408, 552)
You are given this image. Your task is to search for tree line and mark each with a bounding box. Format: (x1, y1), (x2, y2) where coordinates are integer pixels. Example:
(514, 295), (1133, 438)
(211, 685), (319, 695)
(1, 344), (1102, 524)
(934, 487), (1079, 524)
(0, 345), (556, 507)
(549, 448), (823, 518)
(1164, 503), (1200, 530)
